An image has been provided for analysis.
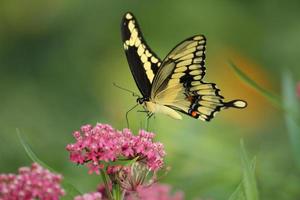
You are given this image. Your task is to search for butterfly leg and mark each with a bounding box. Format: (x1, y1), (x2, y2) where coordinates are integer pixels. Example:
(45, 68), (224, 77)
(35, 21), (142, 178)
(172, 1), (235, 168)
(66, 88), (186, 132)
(137, 110), (148, 113)
(145, 112), (154, 131)
(125, 103), (139, 128)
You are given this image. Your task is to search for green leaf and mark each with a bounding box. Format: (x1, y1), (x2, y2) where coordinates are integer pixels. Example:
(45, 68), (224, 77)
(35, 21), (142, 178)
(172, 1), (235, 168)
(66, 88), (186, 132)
(17, 129), (82, 199)
(281, 70), (300, 169)
(112, 183), (121, 200)
(107, 156), (139, 167)
(100, 168), (114, 200)
(228, 60), (300, 171)
(228, 183), (245, 200)
(228, 161), (256, 200)
(240, 140), (259, 200)
(229, 141), (258, 200)
(228, 61), (282, 109)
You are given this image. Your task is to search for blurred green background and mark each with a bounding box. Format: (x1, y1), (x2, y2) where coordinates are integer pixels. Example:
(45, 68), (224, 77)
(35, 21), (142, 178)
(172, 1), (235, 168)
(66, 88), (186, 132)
(1, 0), (300, 199)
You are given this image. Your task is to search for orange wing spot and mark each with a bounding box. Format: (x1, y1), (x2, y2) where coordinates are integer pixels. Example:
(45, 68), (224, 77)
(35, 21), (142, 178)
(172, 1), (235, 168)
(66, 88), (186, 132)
(186, 95), (194, 103)
(191, 111), (198, 117)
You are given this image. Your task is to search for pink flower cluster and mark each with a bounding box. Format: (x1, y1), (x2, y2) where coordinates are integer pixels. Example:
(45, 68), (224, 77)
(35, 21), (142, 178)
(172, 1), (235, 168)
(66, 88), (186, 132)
(74, 183), (184, 200)
(66, 124), (166, 174)
(74, 192), (103, 200)
(127, 184), (184, 200)
(297, 82), (300, 99)
(0, 163), (65, 200)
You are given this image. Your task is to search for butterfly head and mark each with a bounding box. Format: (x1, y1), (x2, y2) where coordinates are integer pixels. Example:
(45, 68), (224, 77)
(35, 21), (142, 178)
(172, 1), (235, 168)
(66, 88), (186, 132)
(137, 97), (148, 104)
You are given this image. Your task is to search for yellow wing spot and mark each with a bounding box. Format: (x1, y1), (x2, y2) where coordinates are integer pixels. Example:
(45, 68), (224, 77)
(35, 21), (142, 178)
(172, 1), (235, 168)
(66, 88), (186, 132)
(186, 42), (198, 49)
(123, 43), (128, 50)
(131, 28), (138, 40)
(193, 57), (204, 63)
(168, 79), (180, 85)
(198, 107), (213, 115)
(174, 66), (187, 73)
(193, 36), (204, 40)
(137, 45), (145, 56)
(176, 59), (192, 67)
(189, 64), (200, 70)
(196, 49), (205, 55)
(145, 50), (152, 57)
(125, 13), (133, 20)
(171, 72), (185, 79)
(213, 112), (218, 117)
(233, 100), (247, 108)
(144, 62), (151, 70)
(193, 84), (213, 90)
(189, 70), (202, 76)
(202, 96), (221, 102)
(197, 90), (216, 95)
(128, 21), (135, 31)
(135, 38), (141, 47)
(194, 75), (202, 80)
(129, 37), (135, 46)
(204, 115), (210, 120)
(191, 81), (201, 86)
(151, 57), (158, 63)
(171, 47), (195, 59)
(190, 84), (213, 91)
(141, 54), (147, 63)
(146, 70), (154, 81)
(198, 40), (206, 45)
(157, 62), (161, 67)
(179, 54), (194, 61)
(200, 100), (217, 107)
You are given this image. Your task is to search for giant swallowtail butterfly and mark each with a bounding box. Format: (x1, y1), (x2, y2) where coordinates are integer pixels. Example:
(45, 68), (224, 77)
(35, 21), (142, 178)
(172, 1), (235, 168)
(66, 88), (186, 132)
(121, 12), (246, 121)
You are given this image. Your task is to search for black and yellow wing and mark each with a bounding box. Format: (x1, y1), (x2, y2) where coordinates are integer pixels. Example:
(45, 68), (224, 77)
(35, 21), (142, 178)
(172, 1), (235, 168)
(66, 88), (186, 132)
(121, 12), (162, 98)
(151, 35), (247, 121)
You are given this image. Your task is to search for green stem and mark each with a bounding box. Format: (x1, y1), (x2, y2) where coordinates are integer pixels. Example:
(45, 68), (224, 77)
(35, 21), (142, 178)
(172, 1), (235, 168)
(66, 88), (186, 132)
(112, 182), (122, 200)
(228, 60), (282, 108)
(100, 169), (114, 200)
(121, 190), (126, 200)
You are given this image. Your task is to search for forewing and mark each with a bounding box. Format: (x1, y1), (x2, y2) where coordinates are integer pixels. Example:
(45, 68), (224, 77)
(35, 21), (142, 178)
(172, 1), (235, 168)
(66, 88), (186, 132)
(121, 12), (162, 97)
(151, 35), (206, 96)
(152, 35), (247, 121)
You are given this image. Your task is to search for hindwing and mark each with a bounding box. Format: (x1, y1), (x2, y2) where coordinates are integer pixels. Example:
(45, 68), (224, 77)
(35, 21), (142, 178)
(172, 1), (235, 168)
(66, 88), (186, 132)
(151, 35), (247, 121)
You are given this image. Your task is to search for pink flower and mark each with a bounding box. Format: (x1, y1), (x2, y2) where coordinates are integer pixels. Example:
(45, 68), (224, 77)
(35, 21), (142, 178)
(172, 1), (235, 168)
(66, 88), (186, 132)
(74, 192), (103, 200)
(297, 82), (300, 99)
(78, 183), (184, 200)
(108, 162), (167, 192)
(126, 184), (184, 200)
(0, 163), (65, 200)
(66, 124), (166, 174)
(97, 182), (112, 199)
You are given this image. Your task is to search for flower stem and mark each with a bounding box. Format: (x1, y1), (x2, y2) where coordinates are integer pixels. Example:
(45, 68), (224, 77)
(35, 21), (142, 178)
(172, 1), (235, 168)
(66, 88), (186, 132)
(100, 169), (114, 200)
(112, 182), (122, 200)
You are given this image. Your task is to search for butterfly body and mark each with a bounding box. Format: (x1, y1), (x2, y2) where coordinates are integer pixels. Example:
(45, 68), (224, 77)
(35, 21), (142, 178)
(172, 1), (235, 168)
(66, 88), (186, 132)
(138, 98), (183, 120)
(121, 12), (247, 122)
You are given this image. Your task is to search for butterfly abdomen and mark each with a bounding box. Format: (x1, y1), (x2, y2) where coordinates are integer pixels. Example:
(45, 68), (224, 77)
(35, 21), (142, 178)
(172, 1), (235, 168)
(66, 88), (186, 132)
(145, 101), (182, 120)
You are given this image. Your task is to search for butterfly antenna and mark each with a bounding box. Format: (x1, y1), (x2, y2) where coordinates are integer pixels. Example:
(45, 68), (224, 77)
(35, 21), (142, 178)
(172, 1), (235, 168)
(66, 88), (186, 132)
(113, 82), (140, 98)
(126, 103), (139, 128)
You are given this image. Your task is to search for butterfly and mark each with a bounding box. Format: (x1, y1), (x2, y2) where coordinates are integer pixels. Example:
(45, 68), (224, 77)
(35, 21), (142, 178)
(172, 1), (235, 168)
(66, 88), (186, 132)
(121, 12), (247, 121)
